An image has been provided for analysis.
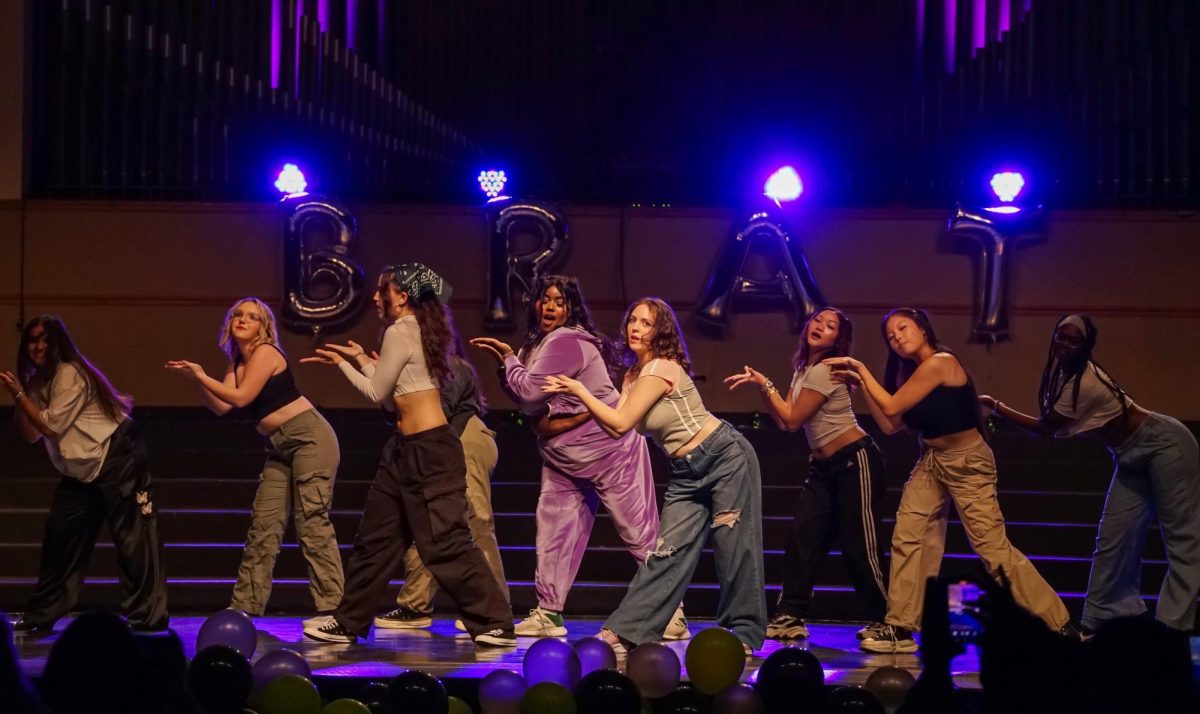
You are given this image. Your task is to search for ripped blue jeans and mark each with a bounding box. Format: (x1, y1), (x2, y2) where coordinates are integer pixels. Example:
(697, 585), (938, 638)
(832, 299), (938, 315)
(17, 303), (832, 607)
(604, 421), (767, 648)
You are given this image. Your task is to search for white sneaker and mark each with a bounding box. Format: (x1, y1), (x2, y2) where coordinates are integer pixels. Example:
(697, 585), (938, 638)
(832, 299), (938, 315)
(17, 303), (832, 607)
(859, 624), (917, 654)
(302, 613), (334, 628)
(856, 621), (888, 640)
(454, 619), (466, 632)
(663, 607), (691, 640)
(474, 629), (518, 647)
(514, 607), (568, 637)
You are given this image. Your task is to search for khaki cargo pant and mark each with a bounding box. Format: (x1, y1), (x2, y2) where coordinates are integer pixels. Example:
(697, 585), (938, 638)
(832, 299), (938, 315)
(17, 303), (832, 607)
(231, 409), (344, 614)
(394, 415), (510, 612)
(885, 436), (1070, 632)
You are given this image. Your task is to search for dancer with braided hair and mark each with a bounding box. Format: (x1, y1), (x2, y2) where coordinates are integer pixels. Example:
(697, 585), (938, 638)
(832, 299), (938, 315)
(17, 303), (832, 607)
(982, 315), (1200, 633)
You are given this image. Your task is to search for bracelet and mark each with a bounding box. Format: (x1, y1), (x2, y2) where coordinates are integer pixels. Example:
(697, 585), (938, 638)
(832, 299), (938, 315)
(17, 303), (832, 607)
(13, 391), (24, 401)
(760, 379), (778, 397)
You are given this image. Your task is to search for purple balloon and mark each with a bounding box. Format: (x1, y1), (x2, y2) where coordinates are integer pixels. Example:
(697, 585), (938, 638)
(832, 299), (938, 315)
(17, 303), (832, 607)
(197, 609), (258, 659)
(625, 642), (680, 699)
(714, 683), (763, 714)
(252, 649), (311, 692)
(573, 637), (617, 676)
(478, 669), (527, 714)
(522, 638), (582, 689)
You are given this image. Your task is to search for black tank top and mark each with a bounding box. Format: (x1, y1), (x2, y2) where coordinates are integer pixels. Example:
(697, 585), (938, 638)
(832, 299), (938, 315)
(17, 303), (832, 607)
(241, 345), (302, 421)
(901, 383), (978, 438)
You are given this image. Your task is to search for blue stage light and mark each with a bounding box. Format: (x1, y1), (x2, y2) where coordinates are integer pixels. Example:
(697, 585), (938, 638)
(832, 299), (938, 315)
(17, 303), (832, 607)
(764, 166), (803, 203)
(477, 169), (508, 199)
(989, 171), (1025, 203)
(274, 163), (308, 196)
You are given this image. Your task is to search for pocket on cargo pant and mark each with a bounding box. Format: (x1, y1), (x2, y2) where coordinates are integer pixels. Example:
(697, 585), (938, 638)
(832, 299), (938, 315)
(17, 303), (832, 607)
(295, 470), (334, 518)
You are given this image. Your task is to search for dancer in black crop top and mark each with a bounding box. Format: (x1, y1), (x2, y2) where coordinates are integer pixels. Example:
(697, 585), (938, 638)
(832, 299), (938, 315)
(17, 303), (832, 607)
(825, 308), (1071, 652)
(166, 297), (345, 620)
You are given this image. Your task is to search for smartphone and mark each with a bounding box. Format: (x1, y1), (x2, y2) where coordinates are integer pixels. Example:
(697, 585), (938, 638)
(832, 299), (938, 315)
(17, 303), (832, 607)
(946, 581), (984, 643)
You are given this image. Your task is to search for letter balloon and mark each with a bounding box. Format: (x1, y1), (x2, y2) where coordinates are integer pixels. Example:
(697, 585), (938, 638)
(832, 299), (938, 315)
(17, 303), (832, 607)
(483, 197), (570, 332)
(280, 192), (367, 339)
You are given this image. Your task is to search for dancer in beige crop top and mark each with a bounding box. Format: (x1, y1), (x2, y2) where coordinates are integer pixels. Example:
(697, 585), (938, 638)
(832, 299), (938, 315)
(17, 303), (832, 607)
(631, 358), (715, 455)
(335, 315), (437, 401)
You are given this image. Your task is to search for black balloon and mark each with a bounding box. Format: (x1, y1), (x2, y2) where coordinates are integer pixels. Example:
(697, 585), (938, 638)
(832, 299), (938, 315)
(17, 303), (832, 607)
(946, 203), (1041, 344)
(695, 195), (826, 334)
(279, 192), (367, 338)
(352, 682), (389, 714)
(827, 686), (884, 714)
(187, 644), (253, 713)
(574, 669), (641, 714)
(753, 647), (825, 714)
(482, 196), (569, 331)
(656, 683), (712, 714)
(386, 670), (449, 714)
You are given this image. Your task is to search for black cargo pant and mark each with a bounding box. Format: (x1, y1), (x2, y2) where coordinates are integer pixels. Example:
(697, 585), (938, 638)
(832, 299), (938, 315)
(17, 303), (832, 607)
(25, 419), (169, 629)
(334, 425), (512, 637)
(776, 436), (888, 622)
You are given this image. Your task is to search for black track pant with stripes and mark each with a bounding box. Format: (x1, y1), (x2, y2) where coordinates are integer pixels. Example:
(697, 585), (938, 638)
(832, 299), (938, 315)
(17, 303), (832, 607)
(776, 436), (888, 621)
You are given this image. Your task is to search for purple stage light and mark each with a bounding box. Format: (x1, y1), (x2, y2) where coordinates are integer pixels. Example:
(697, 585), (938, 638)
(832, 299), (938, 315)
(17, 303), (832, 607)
(274, 163), (308, 196)
(477, 169), (508, 198)
(764, 166), (803, 203)
(989, 171), (1025, 203)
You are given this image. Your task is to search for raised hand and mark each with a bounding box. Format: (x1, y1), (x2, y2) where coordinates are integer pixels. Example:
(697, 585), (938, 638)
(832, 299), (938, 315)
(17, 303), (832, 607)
(469, 337), (515, 364)
(299, 348), (346, 366)
(723, 365), (766, 391)
(543, 374), (584, 397)
(321, 341), (365, 360)
(164, 360), (205, 380)
(0, 370), (21, 396)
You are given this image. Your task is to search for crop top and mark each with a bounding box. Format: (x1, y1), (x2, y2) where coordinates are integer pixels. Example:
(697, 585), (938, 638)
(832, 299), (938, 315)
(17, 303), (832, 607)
(627, 358), (714, 455)
(1052, 362), (1132, 437)
(900, 383), (978, 438)
(338, 316), (437, 402)
(789, 363), (859, 449)
(242, 345), (302, 421)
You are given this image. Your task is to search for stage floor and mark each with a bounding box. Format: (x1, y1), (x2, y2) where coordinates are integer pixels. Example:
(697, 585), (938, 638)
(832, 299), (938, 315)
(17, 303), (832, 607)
(12, 615), (982, 691)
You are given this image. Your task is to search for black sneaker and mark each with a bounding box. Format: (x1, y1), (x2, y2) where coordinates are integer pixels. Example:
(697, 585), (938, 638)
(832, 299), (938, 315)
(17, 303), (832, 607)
(303, 616), (357, 643)
(766, 613), (809, 640)
(373, 607), (433, 629)
(474, 628), (517, 647)
(856, 621), (889, 640)
(860, 624), (918, 653)
(12, 618), (54, 634)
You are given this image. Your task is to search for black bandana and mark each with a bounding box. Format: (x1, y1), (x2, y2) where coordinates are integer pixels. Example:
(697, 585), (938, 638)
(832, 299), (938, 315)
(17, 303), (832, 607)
(387, 263), (453, 304)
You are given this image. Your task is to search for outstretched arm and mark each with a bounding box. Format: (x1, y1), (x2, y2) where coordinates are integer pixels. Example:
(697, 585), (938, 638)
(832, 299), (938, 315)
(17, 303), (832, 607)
(166, 347), (278, 410)
(544, 372), (668, 436)
(824, 354), (952, 418)
(725, 365), (828, 432)
(2, 371), (54, 441)
(979, 394), (1070, 437)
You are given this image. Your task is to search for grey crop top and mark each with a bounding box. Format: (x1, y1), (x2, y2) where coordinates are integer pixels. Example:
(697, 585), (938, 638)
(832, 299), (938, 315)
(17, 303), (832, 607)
(337, 316), (438, 402)
(627, 358), (714, 454)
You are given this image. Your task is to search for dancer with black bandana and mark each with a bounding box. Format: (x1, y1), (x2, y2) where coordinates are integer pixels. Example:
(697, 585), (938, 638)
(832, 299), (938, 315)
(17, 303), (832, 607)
(981, 315), (1200, 634)
(301, 264), (514, 646)
(2, 317), (168, 633)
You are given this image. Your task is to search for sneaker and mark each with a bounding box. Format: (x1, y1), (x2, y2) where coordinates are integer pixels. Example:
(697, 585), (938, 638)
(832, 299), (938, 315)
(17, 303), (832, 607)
(743, 643), (755, 657)
(856, 621), (889, 640)
(663, 607), (691, 641)
(514, 607), (568, 637)
(474, 629), (518, 647)
(859, 624), (917, 654)
(598, 628), (628, 656)
(373, 607), (433, 630)
(454, 619), (466, 632)
(303, 616), (357, 643)
(766, 613), (809, 640)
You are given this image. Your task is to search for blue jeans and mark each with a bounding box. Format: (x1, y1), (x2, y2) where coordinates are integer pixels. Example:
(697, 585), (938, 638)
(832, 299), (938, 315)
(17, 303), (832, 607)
(1082, 413), (1200, 631)
(604, 422), (768, 648)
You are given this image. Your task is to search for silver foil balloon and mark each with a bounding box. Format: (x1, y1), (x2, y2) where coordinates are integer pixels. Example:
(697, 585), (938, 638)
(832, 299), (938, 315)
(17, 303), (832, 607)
(279, 193), (367, 338)
(483, 196), (570, 332)
(947, 203), (1042, 344)
(695, 196), (826, 333)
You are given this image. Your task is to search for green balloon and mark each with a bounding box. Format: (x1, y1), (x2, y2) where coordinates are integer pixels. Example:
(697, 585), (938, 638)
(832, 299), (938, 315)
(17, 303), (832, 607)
(684, 627), (747, 695)
(519, 681), (577, 714)
(257, 674), (322, 714)
(322, 699), (371, 714)
(448, 695), (473, 714)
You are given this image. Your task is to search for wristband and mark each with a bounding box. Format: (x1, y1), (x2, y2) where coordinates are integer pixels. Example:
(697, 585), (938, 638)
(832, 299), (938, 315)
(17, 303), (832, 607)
(14, 391), (25, 401)
(761, 379), (778, 397)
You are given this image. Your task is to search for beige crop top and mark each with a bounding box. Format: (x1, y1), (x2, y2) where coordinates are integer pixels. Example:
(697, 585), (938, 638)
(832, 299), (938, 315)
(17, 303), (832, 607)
(338, 315), (437, 402)
(627, 358), (714, 454)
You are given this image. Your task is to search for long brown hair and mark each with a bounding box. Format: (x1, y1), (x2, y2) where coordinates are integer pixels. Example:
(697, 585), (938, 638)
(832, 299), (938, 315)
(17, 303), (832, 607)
(793, 307), (854, 372)
(379, 267), (454, 385)
(17, 315), (132, 423)
(621, 297), (694, 375)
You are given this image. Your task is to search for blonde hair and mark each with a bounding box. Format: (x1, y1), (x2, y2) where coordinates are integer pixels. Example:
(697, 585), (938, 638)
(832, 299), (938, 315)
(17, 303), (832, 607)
(218, 298), (282, 364)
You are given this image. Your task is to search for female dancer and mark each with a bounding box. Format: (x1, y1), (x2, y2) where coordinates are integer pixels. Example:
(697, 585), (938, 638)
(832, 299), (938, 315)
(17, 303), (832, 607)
(2, 316), (168, 632)
(165, 298), (344, 620)
(980, 315), (1200, 633)
(545, 297), (766, 654)
(372, 334), (511, 629)
(301, 263), (513, 646)
(471, 276), (687, 639)
(825, 308), (1070, 653)
(725, 307), (888, 640)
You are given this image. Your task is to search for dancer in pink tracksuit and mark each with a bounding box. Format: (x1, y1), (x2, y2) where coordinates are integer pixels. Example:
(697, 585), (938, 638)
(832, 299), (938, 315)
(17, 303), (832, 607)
(472, 275), (689, 639)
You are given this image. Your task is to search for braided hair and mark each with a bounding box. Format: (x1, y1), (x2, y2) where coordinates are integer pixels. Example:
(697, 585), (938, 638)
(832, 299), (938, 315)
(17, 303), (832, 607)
(1037, 315), (1128, 420)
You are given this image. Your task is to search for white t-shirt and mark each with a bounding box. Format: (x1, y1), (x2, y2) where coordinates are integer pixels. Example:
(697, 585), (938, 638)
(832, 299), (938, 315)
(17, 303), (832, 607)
(1053, 362), (1131, 437)
(338, 315), (437, 402)
(789, 363), (859, 450)
(31, 362), (125, 482)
